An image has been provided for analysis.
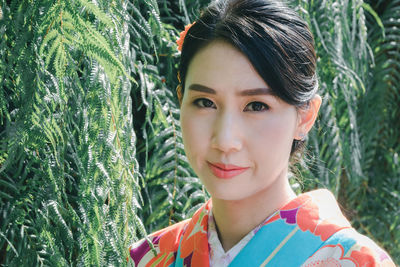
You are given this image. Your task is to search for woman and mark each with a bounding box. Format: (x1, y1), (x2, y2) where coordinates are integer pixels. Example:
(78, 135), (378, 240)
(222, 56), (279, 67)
(129, 0), (395, 266)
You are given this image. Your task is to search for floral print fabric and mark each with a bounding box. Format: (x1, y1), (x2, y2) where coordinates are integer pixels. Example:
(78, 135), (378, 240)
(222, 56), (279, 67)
(129, 189), (395, 266)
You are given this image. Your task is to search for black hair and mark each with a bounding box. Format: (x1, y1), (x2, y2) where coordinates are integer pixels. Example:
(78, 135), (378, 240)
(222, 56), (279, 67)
(178, 0), (318, 157)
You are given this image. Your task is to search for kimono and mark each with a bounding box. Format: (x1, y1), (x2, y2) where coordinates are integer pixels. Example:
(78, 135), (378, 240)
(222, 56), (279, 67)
(129, 189), (395, 266)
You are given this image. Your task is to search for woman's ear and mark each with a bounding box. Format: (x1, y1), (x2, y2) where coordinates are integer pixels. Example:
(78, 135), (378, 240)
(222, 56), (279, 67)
(176, 84), (183, 106)
(294, 94), (322, 140)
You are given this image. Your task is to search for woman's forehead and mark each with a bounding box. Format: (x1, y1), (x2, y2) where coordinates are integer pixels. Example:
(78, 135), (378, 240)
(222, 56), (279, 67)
(185, 40), (269, 91)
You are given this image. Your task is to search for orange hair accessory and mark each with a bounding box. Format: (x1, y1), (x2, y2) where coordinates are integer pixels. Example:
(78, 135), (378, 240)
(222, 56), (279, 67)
(176, 22), (196, 51)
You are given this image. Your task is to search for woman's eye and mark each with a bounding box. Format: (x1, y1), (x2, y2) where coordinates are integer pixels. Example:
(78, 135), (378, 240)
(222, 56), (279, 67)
(193, 98), (216, 109)
(244, 101), (269, 112)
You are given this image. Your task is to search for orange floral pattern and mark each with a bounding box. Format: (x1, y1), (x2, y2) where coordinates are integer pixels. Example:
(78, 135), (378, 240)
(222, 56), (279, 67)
(265, 189), (351, 241)
(176, 22), (195, 51)
(178, 200), (211, 267)
(129, 219), (188, 267)
(129, 190), (395, 267)
(302, 241), (394, 267)
(302, 244), (357, 266)
(350, 245), (394, 267)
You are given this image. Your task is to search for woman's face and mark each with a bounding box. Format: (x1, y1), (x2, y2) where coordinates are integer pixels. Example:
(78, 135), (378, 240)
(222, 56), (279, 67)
(180, 41), (304, 201)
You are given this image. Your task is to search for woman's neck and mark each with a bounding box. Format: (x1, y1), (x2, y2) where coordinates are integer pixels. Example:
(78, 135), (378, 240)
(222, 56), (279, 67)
(211, 171), (296, 252)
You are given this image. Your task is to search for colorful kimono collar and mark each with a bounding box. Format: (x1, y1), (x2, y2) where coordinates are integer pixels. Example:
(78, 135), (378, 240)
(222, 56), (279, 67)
(129, 189), (395, 266)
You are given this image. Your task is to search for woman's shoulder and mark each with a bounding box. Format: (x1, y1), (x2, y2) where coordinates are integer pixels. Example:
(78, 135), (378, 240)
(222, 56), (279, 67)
(302, 227), (396, 266)
(128, 219), (190, 267)
(293, 189), (396, 266)
(128, 200), (211, 266)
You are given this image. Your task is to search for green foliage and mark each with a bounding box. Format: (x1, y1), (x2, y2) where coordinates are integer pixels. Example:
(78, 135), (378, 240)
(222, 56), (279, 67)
(129, 0), (209, 233)
(1, 0), (141, 265)
(0, 0), (399, 265)
(290, 0), (400, 262)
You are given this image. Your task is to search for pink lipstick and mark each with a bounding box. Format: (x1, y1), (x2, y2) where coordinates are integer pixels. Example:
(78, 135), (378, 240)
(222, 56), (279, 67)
(207, 162), (249, 179)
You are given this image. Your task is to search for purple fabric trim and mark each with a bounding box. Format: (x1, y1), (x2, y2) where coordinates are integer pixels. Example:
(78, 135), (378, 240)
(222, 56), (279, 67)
(130, 235), (162, 266)
(280, 208), (299, 224)
(183, 252), (193, 267)
(153, 235), (161, 245)
(130, 240), (152, 266)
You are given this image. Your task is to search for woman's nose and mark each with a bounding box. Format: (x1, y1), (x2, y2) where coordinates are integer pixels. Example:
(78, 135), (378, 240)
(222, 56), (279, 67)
(211, 113), (242, 153)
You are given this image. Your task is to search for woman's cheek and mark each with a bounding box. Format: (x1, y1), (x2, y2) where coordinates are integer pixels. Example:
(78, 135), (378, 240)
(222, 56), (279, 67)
(180, 112), (193, 151)
(181, 110), (208, 165)
(268, 116), (296, 161)
(249, 115), (293, 157)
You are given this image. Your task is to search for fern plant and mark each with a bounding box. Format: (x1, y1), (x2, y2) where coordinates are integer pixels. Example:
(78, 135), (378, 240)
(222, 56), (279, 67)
(128, 0), (209, 233)
(290, 0), (400, 262)
(1, 0), (141, 265)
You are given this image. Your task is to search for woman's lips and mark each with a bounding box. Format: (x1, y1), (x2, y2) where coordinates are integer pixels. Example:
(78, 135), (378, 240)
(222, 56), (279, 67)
(207, 162), (249, 179)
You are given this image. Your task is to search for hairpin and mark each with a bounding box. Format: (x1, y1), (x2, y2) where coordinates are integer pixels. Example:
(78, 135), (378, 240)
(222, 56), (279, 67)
(176, 22), (196, 51)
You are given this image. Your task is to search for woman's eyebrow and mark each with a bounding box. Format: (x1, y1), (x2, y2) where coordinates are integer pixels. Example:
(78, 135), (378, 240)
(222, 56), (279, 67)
(238, 88), (274, 96)
(188, 84), (216, 94)
(188, 83), (274, 96)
